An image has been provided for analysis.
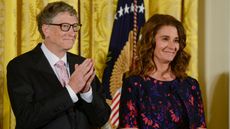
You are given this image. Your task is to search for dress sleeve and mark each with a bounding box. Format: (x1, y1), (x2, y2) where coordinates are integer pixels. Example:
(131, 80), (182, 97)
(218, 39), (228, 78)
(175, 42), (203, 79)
(186, 78), (207, 128)
(119, 77), (139, 128)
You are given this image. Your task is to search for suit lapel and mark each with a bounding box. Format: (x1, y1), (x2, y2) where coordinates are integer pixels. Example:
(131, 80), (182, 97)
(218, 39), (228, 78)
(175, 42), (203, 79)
(31, 43), (63, 87)
(67, 53), (84, 75)
(67, 54), (75, 75)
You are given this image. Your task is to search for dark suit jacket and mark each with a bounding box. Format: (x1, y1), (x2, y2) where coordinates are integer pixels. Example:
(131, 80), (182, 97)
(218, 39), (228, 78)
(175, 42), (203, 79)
(7, 43), (111, 129)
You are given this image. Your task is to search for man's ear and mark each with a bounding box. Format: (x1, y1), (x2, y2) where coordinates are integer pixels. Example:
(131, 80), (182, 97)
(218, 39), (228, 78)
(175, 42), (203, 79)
(42, 24), (49, 38)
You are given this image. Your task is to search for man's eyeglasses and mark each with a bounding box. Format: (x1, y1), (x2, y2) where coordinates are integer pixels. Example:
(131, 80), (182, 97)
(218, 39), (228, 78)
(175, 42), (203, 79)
(48, 23), (82, 32)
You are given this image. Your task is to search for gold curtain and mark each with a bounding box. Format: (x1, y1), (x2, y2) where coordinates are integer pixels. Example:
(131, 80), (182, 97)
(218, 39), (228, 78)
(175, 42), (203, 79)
(0, 0), (198, 129)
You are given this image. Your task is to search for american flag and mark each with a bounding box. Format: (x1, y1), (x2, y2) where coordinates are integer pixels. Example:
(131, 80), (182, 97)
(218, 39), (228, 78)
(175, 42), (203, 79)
(102, 0), (145, 127)
(110, 88), (121, 126)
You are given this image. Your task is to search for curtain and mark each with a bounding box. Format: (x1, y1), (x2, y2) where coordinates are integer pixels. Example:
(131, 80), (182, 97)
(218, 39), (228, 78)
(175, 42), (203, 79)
(0, 0), (197, 129)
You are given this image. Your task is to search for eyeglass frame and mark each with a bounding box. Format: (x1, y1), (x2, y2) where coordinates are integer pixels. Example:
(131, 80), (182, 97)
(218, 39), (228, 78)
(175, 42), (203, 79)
(47, 23), (82, 32)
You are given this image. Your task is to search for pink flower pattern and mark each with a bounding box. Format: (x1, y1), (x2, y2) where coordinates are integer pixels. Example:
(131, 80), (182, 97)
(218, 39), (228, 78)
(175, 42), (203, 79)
(119, 76), (207, 129)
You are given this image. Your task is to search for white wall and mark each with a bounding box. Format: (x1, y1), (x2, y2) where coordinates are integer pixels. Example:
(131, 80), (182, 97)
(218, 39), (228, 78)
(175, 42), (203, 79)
(199, 0), (229, 128)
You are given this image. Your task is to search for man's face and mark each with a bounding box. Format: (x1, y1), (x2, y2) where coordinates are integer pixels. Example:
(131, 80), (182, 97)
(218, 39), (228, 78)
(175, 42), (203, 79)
(43, 12), (78, 53)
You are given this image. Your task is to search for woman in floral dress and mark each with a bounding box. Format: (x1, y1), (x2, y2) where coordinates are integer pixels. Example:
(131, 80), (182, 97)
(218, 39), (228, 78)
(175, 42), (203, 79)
(119, 14), (206, 129)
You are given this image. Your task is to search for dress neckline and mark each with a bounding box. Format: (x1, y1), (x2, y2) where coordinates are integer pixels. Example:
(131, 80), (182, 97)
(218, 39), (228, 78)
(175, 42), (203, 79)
(147, 75), (176, 83)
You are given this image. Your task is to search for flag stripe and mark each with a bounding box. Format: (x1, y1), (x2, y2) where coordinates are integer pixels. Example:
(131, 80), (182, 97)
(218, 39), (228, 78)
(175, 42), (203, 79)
(110, 98), (120, 118)
(111, 94), (120, 108)
(111, 114), (119, 126)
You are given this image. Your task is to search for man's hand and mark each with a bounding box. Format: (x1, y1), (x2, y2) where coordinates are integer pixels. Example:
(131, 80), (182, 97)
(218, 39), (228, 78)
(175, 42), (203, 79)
(68, 59), (94, 93)
(81, 69), (96, 93)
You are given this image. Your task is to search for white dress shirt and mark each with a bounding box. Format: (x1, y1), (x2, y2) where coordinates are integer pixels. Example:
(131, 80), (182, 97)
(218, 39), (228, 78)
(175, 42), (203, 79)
(41, 43), (93, 103)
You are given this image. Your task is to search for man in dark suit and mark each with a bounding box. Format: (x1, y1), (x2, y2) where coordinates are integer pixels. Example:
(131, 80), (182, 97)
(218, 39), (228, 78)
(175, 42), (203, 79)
(7, 1), (111, 129)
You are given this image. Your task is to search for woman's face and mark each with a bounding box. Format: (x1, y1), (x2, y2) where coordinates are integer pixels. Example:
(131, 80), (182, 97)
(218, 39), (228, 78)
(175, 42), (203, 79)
(153, 25), (179, 64)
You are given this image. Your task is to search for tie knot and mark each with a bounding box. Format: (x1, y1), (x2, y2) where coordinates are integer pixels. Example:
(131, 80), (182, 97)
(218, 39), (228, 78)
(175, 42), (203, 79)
(55, 60), (65, 68)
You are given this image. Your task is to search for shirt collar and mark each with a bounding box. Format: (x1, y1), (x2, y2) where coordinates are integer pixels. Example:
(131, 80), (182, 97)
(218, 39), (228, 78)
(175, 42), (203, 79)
(41, 43), (67, 66)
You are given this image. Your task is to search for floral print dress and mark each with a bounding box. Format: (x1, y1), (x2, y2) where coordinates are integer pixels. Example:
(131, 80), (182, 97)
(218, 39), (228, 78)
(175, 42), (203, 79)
(119, 76), (206, 129)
